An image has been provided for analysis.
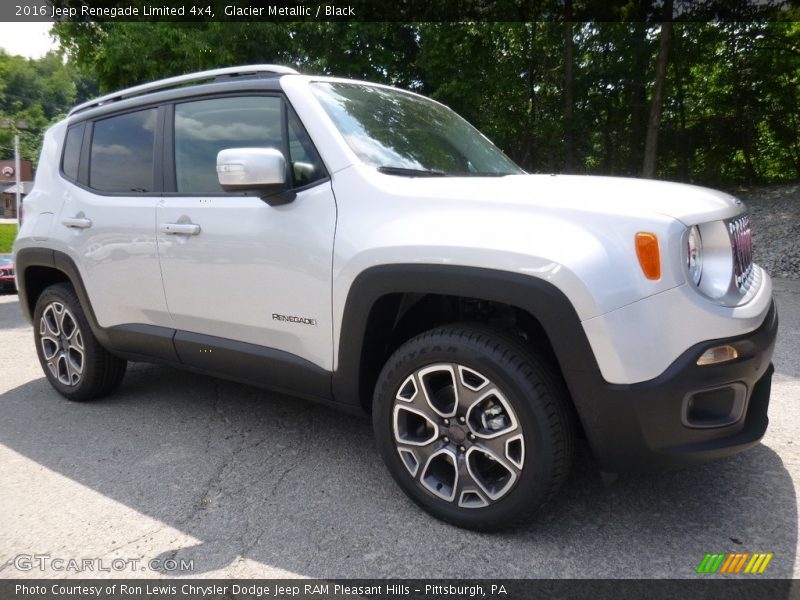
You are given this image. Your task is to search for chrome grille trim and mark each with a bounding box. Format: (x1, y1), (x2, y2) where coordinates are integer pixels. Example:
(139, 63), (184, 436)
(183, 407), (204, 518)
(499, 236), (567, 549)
(728, 214), (753, 290)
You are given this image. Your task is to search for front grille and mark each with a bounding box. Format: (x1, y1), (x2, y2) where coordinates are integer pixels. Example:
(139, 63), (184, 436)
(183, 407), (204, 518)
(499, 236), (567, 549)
(0, 269), (11, 277)
(728, 214), (753, 289)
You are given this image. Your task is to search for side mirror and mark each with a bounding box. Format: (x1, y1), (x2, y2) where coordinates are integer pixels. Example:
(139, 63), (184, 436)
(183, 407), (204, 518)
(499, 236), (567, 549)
(216, 148), (289, 202)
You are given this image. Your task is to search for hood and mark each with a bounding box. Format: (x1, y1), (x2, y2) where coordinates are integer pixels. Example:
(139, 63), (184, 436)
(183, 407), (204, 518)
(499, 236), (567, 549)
(372, 172), (746, 225)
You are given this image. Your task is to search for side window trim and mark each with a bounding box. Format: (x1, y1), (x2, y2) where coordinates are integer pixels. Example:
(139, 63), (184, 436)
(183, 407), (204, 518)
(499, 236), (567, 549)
(161, 103), (176, 193)
(78, 121), (92, 185)
(281, 98), (292, 187)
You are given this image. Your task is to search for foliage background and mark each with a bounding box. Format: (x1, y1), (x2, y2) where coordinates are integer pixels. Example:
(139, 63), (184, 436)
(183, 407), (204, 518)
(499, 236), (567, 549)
(0, 224), (16, 252)
(2, 18), (799, 188)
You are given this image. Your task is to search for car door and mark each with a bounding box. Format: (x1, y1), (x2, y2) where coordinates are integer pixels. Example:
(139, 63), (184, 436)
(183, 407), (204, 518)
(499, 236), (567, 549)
(155, 94), (336, 395)
(59, 108), (172, 340)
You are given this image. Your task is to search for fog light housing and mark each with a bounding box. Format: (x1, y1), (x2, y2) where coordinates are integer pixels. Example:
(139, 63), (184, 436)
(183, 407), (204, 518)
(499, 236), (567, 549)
(682, 382), (747, 428)
(696, 344), (738, 366)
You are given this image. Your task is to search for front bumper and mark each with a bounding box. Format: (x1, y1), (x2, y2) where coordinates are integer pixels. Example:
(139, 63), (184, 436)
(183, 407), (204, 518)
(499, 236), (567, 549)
(567, 300), (778, 471)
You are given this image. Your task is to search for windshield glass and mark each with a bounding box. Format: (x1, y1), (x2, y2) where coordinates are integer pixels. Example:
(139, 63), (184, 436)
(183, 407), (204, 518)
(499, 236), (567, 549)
(311, 82), (524, 177)
(0, 256), (12, 265)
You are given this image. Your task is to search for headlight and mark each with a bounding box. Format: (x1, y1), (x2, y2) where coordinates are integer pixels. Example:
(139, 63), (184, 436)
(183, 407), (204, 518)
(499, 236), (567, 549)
(687, 225), (703, 285)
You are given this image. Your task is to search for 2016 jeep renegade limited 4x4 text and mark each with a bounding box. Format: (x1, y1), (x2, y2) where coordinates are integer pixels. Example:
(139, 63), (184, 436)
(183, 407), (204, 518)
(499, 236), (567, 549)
(14, 65), (778, 530)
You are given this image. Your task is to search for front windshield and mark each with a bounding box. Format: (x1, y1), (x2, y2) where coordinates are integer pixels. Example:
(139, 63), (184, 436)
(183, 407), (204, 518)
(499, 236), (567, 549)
(0, 256), (12, 265)
(311, 82), (524, 177)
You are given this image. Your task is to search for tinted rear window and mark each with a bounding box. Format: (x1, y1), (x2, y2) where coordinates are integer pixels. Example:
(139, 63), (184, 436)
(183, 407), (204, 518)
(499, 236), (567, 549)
(62, 123), (84, 181)
(90, 109), (157, 193)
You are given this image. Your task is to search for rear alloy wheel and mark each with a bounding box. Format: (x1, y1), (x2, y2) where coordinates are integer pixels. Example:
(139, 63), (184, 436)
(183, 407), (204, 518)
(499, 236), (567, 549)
(33, 283), (127, 401)
(39, 301), (86, 386)
(373, 325), (573, 530)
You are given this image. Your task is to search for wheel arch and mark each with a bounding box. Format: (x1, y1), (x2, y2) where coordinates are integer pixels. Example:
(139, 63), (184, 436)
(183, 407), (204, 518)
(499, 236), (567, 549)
(332, 264), (601, 416)
(15, 248), (107, 343)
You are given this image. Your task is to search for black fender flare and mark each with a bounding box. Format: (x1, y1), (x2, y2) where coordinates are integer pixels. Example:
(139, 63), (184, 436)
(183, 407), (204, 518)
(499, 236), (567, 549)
(331, 264), (601, 408)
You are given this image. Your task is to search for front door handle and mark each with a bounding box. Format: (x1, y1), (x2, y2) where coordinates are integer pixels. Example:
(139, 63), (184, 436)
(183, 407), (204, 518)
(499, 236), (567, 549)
(61, 217), (92, 229)
(160, 223), (201, 236)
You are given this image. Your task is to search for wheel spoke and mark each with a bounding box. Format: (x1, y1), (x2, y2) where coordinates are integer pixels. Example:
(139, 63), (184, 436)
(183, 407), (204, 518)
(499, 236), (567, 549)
(473, 428), (524, 468)
(418, 364), (460, 418)
(395, 372), (441, 423)
(56, 304), (70, 335)
(396, 447), (421, 477)
(66, 347), (84, 380)
(65, 353), (79, 384)
(40, 334), (61, 360)
(393, 404), (440, 447)
(56, 352), (70, 384)
(453, 365), (491, 413)
(465, 444), (519, 501)
(41, 304), (61, 337)
(419, 448), (459, 502)
(397, 437), (441, 474)
(45, 355), (59, 378)
(454, 456), (490, 508)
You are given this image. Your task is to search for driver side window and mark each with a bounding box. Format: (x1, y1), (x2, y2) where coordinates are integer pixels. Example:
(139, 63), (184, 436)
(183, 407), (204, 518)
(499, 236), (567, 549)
(174, 95), (283, 194)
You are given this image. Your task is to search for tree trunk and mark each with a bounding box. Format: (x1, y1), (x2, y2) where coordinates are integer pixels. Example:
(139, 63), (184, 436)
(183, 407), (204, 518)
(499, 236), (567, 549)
(563, 0), (576, 172)
(523, 22), (538, 171)
(672, 48), (690, 181)
(627, 23), (650, 175)
(642, 4), (673, 179)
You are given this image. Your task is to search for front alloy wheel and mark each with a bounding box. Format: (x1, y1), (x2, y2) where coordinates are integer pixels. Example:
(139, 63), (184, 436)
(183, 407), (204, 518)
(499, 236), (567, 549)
(373, 325), (573, 531)
(393, 363), (524, 508)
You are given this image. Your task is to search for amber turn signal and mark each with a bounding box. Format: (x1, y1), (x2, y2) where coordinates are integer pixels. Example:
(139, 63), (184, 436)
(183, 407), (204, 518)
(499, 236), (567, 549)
(635, 232), (661, 280)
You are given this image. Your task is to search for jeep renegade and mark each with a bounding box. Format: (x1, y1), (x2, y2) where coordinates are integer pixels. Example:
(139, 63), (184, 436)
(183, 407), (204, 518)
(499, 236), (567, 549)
(13, 65), (778, 530)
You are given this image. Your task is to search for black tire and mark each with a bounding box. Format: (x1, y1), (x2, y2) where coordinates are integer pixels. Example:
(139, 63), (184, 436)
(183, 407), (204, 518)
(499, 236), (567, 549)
(373, 324), (574, 531)
(33, 282), (127, 401)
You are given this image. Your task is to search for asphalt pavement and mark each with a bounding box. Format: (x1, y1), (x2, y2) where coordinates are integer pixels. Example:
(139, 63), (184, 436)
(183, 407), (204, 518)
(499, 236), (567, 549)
(0, 280), (798, 580)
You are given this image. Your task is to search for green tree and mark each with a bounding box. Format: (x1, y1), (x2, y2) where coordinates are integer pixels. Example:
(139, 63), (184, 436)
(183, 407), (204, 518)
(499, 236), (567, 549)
(49, 19), (800, 187)
(0, 49), (83, 166)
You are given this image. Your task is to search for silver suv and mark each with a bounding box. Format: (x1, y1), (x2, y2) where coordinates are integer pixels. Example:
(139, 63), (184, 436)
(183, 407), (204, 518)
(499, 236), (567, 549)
(13, 65), (778, 530)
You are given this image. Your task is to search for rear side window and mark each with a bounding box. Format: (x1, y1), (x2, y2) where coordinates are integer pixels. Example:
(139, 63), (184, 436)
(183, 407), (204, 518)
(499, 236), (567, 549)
(61, 123), (84, 181)
(89, 108), (157, 193)
(174, 96), (283, 194)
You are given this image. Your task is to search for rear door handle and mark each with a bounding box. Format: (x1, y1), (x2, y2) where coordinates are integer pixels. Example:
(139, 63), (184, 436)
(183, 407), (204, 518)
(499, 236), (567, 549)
(61, 217), (92, 229)
(160, 223), (201, 236)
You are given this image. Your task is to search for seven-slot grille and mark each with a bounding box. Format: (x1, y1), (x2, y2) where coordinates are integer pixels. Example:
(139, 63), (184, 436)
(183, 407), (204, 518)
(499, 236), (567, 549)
(728, 214), (753, 289)
(0, 268), (12, 277)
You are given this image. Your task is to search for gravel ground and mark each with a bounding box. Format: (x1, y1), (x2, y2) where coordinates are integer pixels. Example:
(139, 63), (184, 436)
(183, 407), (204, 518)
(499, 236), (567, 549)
(738, 183), (800, 280)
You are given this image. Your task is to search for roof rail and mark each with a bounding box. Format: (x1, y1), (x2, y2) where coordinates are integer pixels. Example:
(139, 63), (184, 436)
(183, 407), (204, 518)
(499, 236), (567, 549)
(68, 64), (299, 116)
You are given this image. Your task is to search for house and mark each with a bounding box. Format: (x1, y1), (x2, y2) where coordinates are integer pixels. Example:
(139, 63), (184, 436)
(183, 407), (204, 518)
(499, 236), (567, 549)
(0, 159), (33, 218)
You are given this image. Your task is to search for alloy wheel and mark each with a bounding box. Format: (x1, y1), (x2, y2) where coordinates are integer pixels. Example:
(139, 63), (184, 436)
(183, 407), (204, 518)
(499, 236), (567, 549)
(38, 301), (85, 386)
(392, 363), (525, 508)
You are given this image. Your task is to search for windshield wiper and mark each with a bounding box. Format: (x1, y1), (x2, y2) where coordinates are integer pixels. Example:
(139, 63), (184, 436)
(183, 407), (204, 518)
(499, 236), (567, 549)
(377, 166), (448, 177)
